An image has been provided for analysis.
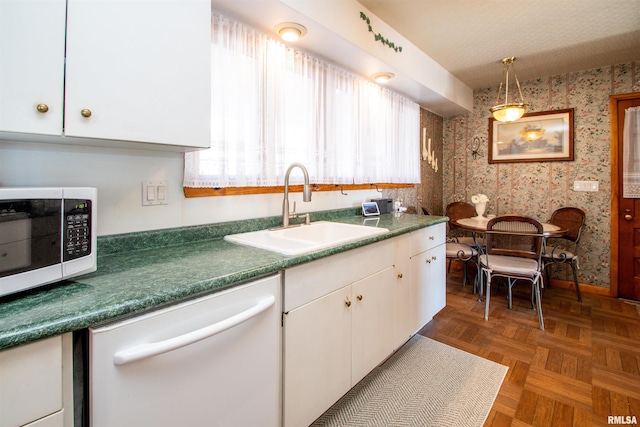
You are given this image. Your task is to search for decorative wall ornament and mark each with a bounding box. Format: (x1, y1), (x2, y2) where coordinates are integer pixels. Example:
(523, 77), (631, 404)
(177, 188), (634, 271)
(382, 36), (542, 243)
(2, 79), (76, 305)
(359, 12), (403, 53)
(422, 128), (438, 172)
(471, 136), (483, 160)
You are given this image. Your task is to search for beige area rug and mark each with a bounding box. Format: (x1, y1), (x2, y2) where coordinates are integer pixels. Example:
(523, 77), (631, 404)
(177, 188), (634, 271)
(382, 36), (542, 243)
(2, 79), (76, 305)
(311, 335), (508, 427)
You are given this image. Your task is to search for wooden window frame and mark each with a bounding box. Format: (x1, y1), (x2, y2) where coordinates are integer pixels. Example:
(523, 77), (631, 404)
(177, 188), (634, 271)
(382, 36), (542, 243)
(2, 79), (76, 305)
(184, 183), (413, 198)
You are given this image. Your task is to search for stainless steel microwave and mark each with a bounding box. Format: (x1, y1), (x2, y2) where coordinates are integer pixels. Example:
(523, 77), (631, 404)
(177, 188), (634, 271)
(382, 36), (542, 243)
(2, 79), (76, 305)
(0, 187), (97, 297)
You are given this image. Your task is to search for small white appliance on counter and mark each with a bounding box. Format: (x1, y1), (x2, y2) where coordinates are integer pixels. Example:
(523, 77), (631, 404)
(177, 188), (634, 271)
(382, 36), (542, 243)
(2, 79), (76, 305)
(0, 187), (97, 297)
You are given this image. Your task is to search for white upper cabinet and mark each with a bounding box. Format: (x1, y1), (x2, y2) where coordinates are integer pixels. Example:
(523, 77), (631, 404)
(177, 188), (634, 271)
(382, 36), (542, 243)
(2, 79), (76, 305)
(0, 0), (211, 150)
(0, 0), (66, 136)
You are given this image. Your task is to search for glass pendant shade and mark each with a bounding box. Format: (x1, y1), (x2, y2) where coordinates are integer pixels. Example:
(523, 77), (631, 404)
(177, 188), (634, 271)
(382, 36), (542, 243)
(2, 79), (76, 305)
(490, 57), (528, 123)
(490, 103), (527, 122)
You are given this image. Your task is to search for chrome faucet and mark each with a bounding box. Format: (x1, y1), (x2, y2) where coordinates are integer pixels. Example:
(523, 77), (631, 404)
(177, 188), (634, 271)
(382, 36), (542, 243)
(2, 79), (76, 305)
(282, 162), (312, 228)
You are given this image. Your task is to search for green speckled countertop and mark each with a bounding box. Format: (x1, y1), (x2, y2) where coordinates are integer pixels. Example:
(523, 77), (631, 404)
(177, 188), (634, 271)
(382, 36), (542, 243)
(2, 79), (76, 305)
(0, 210), (447, 351)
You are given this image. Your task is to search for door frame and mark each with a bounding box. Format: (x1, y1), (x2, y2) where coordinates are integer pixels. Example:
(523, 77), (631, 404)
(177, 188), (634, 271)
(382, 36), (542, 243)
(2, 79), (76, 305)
(610, 92), (640, 298)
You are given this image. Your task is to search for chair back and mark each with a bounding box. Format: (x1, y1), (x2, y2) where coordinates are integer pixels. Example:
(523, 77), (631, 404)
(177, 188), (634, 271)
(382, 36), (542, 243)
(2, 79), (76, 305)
(549, 207), (585, 243)
(446, 202), (477, 233)
(485, 215), (544, 262)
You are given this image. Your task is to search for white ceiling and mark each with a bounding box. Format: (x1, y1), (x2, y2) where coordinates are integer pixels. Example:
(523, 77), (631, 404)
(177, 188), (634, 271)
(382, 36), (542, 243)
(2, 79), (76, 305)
(357, 0), (640, 90)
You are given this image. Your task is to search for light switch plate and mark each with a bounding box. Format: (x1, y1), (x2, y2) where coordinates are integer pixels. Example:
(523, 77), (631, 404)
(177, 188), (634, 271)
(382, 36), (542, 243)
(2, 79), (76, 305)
(573, 180), (599, 192)
(142, 180), (168, 205)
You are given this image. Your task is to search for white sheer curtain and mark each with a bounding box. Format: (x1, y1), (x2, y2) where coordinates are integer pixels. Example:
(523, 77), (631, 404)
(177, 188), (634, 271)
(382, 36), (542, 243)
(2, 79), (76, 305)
(623, 106), (640, 198)
(184, 14), (420, 188)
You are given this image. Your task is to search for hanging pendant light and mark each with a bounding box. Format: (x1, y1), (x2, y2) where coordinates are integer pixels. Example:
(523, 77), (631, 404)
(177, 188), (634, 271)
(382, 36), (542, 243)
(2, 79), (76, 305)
(489, 57), (528, 123)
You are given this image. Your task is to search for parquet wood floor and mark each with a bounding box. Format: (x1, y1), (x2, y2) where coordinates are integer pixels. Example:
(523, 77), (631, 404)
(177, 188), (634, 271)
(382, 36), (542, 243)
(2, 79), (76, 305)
(418, 269), (640, 426)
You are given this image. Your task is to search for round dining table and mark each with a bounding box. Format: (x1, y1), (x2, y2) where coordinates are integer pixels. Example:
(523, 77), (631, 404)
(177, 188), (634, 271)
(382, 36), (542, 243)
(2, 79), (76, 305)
(451, 216), (567, 238)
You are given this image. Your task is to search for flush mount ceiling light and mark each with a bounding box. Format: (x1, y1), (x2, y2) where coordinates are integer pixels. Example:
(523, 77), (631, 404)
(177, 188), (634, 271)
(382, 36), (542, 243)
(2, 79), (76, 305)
(489, 57), (529, 123)
(371, 72), (394, 83)
(274, 22), (307, 42)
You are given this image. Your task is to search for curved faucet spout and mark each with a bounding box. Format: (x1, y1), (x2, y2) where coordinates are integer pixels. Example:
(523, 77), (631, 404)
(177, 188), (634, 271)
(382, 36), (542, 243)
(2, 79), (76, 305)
(282, 163), (312, 228)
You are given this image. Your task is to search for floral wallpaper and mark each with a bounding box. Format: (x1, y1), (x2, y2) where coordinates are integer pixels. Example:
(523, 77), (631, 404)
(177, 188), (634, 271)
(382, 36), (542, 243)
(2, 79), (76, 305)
(443, 60), (640, 289)
(383, 108), (443, 216)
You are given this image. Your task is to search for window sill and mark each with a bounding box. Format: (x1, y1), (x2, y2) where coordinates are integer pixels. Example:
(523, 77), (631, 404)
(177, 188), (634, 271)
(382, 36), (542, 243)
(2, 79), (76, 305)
(184, 183), (413, 198)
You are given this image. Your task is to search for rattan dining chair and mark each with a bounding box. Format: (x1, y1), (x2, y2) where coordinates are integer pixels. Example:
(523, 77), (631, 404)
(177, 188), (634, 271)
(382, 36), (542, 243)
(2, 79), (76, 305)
(479, 215), (545, 330)
(542, 207), (586, 302)
(445, 202), (480, 288)
(445, 202), (478, 247)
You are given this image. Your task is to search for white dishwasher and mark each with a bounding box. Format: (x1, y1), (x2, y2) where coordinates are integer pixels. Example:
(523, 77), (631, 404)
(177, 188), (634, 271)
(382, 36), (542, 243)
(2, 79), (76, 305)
(89, 274), (281, 427)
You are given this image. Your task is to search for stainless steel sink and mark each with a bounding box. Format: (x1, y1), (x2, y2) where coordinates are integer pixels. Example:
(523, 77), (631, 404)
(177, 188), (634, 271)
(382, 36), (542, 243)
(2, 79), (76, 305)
(224, 221), (389, 255)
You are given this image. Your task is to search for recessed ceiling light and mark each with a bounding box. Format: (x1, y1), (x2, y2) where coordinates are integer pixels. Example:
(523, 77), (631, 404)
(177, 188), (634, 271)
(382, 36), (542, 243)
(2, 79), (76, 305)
(274, 22), (307, 42)
(371, 73), (395, 84)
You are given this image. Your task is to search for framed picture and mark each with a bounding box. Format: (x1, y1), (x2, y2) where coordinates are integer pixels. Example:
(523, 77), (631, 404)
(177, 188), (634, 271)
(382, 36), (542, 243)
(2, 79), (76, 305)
(488, 108), (574, 163)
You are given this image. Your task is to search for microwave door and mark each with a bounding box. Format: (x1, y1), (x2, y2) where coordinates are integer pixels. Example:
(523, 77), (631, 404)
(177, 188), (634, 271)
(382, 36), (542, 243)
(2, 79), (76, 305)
(0, 199), (63, 296)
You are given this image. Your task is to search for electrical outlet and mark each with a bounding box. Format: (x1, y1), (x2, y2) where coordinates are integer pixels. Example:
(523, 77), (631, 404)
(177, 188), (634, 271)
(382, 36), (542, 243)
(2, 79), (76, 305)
(142, 181), (168, 205)
(573, 180), (599, 192)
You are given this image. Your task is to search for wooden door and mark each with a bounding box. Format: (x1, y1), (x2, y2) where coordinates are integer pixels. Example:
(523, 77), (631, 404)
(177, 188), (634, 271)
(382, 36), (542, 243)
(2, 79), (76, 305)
(612, 93), (640, 300)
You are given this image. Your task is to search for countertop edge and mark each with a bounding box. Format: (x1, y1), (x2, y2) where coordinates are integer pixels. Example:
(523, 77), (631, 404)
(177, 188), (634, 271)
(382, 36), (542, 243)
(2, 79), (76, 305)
(0, 214), (448, 351)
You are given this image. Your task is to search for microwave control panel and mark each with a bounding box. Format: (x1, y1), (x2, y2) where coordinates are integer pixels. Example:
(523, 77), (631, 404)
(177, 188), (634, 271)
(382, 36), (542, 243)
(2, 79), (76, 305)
(63, 199), (92, 261)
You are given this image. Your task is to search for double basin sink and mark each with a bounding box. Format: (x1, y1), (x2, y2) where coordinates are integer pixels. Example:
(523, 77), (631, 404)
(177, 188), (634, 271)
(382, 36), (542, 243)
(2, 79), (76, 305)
(224, 221), (389, 256)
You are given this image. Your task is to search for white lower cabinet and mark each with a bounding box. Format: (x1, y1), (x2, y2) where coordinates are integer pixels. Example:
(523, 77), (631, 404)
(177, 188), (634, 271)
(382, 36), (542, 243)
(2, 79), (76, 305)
(283, 241), (395, 427)
(410, 223), (447, 327)
(282, 224), (447, 427)
(393, 232), (414, 348)
(0, 334), (73, 427)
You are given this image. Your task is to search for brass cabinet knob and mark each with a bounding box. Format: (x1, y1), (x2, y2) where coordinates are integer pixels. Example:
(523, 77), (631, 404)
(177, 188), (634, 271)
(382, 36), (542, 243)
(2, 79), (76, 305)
(345, 298), (351, 307)
(357, 294), (363, 301)
(425, 258), (431, 264)
(429, 236), (434, 240)
(432, 256), (437, 261)
(397, 273), (403, 279)
(625, 214), (633, 221)
(36, 104), (49, 113)
(80, 109), (92, 118)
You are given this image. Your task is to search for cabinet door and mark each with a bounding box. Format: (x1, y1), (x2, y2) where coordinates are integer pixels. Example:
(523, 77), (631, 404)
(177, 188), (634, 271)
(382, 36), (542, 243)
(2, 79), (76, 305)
(64, 0), (211, 148)
(351, 267), (395, 384)
(393, 233), (414, 348)
(411, 243), (446, 328)
(0, 336), (63, 427)
(426, 244), (446, 319)
(0, 0), (65, 135)
(283, 286), (352, 427)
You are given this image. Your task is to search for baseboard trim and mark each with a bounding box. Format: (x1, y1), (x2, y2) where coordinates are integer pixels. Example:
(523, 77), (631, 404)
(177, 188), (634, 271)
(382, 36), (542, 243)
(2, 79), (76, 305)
(548, 278), (611, 296)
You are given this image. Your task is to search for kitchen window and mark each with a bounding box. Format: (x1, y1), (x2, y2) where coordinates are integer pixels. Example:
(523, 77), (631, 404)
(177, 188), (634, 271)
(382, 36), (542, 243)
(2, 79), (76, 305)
(183, 14), (420, 196)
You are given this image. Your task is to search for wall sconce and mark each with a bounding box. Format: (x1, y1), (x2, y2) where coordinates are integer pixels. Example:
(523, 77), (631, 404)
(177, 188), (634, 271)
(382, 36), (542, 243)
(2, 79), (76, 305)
(274, 22), (307, 42)
(471, 136), (483, 160)
(489, 57), (528, 123)
(371, 72), (394, 84)
(421, 128), (438, 173)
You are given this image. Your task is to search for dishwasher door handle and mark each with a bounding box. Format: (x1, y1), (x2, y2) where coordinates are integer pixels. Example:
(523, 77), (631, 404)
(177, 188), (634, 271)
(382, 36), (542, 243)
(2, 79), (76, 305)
(113, 295), (275, 366)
